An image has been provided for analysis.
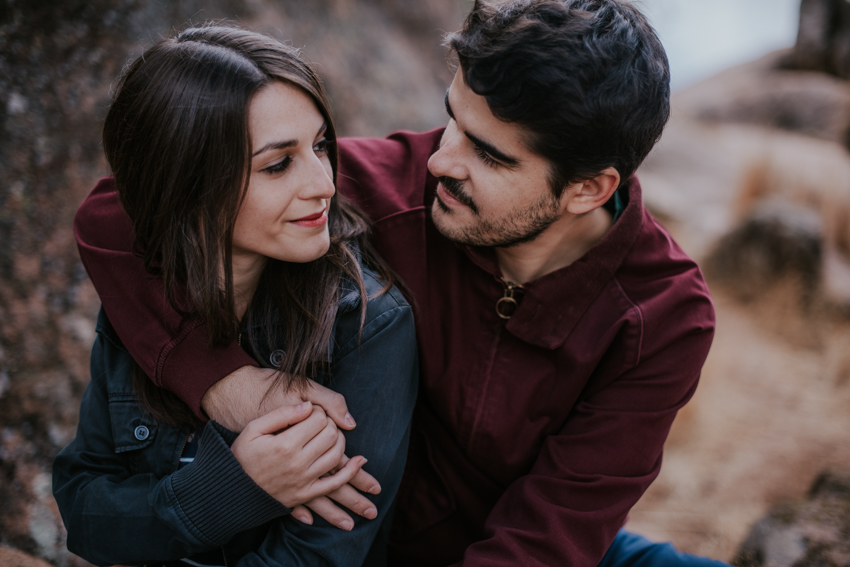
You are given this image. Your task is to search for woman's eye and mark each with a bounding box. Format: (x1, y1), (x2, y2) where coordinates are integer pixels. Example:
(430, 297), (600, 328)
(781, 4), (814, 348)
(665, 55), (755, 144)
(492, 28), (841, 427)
(474, 145), (498, 167)
(313, 138), (333, 155)
(263, 156), (292, 175)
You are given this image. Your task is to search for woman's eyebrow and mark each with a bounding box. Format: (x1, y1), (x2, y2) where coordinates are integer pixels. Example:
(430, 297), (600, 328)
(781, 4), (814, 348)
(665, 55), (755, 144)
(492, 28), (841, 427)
(253, 123), (328, 157)
(252, 139), (296, 157)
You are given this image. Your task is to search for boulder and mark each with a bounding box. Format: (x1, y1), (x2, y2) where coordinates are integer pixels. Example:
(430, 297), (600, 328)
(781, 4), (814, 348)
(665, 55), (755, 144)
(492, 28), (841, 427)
(786, 0), (850, 79)
(734, 472), (850, 567)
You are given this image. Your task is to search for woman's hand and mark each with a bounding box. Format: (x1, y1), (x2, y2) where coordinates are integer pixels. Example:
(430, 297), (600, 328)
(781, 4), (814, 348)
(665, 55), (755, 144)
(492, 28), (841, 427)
(290, 455), (383, 530)
(231, 402), (367, 509)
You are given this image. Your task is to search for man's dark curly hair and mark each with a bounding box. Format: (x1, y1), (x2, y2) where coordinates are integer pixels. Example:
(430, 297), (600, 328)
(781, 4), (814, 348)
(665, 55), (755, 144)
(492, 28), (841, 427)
(446, 0), (670, 196)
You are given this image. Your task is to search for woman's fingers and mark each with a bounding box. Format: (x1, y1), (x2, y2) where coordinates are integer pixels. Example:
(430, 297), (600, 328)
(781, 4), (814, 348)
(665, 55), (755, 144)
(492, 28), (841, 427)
(303, 496), (355, 531)
(327, 483), (378, 520)
(335, 454), (381, 495)
(290, 504), (314, 525)
(304, 381), (356, 430)
(308, 455), (367, 499)
(241, 401), (313, 439)
(306, 427), (347, 478)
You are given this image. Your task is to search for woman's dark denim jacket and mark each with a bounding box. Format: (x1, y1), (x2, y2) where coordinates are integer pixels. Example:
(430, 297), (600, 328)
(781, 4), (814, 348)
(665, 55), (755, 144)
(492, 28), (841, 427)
(52, 264), (418, 567)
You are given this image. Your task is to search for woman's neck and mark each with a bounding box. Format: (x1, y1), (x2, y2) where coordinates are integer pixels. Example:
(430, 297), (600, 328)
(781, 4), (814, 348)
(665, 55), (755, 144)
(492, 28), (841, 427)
(231, 249), (267, 320)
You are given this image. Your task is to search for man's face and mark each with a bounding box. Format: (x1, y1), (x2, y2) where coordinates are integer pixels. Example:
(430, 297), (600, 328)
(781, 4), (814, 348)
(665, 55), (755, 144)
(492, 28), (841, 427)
(428, 69), (565, 248)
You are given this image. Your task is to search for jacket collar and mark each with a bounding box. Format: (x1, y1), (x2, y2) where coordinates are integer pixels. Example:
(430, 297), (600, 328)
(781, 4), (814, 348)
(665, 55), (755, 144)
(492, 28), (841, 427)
(462, 175), (645, 350)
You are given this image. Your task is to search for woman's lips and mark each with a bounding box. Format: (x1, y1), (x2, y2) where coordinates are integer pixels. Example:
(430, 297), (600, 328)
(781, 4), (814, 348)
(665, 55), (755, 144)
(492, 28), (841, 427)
(291, 209), (328, 228)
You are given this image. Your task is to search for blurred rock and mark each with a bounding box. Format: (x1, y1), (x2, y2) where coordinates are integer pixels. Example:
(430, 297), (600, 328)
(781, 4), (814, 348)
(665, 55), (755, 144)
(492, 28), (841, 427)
(786, 0), (850, 79)
(733, 472), (850, 567)
(0, 545), (53, 567)
(706, 199), (823, 304)
(674, 51), (850, 147)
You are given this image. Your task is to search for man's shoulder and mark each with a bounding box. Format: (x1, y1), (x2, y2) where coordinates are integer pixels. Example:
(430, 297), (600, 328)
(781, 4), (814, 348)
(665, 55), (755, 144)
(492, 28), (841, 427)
(337, 129), (443, 222)
(614, 207), (715, 333)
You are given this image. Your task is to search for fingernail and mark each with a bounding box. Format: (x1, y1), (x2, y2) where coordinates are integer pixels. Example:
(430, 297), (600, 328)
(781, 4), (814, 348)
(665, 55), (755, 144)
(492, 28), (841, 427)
(344, 413), (356, 427)
(298, 401), (311, 412)
(368, 485), (381, 495)
(363, 507), (377, 518)
(294, 514), (312, 525)
(341, 519), (354, 531)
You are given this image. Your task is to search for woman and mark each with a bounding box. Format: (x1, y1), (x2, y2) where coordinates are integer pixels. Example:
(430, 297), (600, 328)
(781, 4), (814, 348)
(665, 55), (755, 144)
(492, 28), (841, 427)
(52, 24), (418, 566)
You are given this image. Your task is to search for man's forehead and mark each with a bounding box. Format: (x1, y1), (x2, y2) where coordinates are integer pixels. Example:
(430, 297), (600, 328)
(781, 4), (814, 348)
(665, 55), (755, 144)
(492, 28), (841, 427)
(448, 75), (537, 164)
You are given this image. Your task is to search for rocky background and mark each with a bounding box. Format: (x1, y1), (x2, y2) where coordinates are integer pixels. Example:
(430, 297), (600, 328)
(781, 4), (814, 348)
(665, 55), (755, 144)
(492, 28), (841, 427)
(2, 0), (850, 565)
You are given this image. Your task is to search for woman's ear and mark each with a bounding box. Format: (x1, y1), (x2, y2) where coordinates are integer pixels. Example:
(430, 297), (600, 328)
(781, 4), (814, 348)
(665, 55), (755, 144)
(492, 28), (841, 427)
(563, 167), (621, 215)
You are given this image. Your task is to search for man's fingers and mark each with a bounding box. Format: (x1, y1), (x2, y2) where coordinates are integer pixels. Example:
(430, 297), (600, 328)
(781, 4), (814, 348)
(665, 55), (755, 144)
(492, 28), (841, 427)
(243, 401), (313, 437)
(291, 504), (314, 525)
(327, 483), (378, 520)
(303, 496), (355, 531)
(306, 382), (355, 430)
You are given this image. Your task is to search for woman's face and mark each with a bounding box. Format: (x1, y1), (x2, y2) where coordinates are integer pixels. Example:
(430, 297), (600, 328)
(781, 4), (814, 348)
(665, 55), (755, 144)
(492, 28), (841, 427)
(233, 81), (336, 266)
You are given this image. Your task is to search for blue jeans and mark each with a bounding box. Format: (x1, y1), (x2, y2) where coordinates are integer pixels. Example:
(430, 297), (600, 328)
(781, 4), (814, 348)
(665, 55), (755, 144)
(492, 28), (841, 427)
(599, 531), (730, 567)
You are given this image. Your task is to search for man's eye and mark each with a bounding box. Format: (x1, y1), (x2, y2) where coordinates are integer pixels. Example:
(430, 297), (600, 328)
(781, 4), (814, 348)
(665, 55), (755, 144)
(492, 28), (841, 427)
(263, 156), (292, 175)
(474, 145), (498, 167)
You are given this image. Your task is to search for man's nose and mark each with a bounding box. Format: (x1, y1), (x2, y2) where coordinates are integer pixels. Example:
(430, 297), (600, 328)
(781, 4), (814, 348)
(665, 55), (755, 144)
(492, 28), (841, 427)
(427, 126), (467, 181)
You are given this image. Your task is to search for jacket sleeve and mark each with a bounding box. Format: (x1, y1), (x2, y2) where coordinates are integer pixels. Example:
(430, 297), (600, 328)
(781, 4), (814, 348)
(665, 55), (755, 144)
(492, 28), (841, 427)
(73, 177), (257, 417)
(52, 327), (289, 566)
(455, 301), (715, 567)
(236, 286), (419, 567)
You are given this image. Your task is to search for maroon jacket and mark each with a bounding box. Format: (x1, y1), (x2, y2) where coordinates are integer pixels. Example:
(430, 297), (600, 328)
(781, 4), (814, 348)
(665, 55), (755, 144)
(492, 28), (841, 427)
(75, 128), (715, 567)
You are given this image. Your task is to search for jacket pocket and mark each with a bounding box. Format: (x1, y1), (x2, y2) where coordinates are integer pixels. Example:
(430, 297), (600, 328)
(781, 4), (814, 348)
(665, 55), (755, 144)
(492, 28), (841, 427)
(108, 396), (158, 454)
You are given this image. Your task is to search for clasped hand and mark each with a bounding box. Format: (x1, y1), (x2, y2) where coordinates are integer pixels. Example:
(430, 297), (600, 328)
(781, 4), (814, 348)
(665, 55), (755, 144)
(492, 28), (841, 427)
(205, 367), (381, 531)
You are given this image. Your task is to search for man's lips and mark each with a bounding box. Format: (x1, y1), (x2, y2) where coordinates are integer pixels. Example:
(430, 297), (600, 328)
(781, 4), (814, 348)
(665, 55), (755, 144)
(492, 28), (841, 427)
(290, 209), (328, 228)
(436, 183), (465, 208)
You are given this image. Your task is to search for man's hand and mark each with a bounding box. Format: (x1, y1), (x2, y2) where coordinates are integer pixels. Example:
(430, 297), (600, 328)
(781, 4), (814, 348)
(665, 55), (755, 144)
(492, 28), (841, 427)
(231, 402), (367, 509)
(202, 365), (356, 433)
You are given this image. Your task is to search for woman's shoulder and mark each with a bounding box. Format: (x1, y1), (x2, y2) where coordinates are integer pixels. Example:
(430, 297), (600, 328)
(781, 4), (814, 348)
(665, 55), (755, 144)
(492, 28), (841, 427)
(332, 262), (414, 361)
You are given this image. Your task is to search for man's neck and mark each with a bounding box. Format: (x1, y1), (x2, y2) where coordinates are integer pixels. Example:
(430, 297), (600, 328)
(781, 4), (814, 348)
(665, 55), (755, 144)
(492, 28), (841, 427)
(495, 206), (613, 285)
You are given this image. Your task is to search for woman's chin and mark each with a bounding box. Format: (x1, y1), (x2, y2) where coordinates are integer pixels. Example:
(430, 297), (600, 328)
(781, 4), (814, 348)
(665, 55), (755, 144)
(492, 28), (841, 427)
(277, 234), (331, 263)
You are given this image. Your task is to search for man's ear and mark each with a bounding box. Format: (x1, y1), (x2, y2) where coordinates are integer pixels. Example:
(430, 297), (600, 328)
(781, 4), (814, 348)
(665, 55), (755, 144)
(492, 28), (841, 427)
(563, 167), (621, 215)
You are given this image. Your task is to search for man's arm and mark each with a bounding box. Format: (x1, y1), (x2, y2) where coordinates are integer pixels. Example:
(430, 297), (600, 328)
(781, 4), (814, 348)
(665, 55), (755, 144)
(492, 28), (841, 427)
(456, 306), (714, 566)
(74, 178), (257, 417)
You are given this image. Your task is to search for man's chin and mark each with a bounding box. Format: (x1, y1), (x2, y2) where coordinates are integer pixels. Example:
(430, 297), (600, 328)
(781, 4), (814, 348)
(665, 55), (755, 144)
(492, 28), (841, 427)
(431, 200), (479, 246)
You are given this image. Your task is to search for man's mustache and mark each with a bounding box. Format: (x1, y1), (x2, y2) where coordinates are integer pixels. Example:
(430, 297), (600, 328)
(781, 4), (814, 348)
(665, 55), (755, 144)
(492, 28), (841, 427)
(438, 176), (479, 214)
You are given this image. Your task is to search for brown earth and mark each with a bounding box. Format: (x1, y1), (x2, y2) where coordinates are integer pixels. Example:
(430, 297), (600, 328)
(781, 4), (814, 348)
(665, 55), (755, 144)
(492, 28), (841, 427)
(626, 51), (850, 562)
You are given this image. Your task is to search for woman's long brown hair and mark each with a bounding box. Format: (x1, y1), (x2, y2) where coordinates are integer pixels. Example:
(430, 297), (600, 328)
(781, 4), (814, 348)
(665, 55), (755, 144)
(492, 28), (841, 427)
(101, 24), (393, 430)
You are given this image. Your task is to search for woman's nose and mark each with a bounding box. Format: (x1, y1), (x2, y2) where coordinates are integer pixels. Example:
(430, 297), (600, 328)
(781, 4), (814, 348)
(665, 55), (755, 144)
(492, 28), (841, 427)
(303, 153), (336, 200)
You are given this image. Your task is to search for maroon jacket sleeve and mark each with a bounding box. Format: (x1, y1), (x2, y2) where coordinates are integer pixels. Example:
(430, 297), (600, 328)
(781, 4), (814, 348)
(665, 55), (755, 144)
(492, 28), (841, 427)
(74, 178), (257, 417)
(457, 277), (715, 566)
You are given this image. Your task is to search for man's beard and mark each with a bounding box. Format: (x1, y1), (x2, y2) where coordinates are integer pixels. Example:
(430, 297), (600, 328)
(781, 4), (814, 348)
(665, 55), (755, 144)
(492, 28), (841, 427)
(433, 176), (562, 248)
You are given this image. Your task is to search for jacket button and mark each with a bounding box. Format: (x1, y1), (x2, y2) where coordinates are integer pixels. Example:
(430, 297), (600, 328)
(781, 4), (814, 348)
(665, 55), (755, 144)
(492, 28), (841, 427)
(134, 425), (150, 441)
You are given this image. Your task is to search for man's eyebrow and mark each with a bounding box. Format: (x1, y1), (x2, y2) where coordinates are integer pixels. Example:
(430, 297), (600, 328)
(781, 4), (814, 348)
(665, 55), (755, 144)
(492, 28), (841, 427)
(253, 123), (329, 157)
(446, 87), (520, 167)
(465, 131), (520, 167)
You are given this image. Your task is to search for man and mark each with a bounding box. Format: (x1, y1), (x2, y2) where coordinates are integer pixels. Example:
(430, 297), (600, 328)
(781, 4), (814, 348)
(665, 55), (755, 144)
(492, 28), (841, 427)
(74, 1), (720, 565)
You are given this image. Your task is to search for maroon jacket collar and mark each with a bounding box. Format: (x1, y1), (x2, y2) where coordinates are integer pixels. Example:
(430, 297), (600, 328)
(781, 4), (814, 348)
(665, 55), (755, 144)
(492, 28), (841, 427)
(461, 176), (645, 350)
